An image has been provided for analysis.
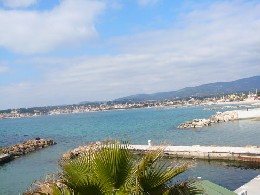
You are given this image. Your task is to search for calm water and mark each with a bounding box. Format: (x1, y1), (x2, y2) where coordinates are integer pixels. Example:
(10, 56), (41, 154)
(0, 106), (260, 194)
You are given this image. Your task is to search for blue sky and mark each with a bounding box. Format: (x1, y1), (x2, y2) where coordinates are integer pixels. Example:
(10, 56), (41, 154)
(0, 0), (259, 109)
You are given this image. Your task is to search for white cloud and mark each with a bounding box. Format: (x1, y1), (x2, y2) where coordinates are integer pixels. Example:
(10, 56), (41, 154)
(0, 66), (9, 73)
(1, 1), (260, 109)
(137, 0), (159, 6)
(111, 1), (260, 84)
(0, 62), (9, 73)
(0, 0), (105, 54)
(2, 0), (38, 8)
(44, 1), (260, 91)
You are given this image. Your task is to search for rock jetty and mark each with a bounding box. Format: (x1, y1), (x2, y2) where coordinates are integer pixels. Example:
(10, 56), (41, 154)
(178, 108), (260, 129)
(177, 118), (213, 128)
(0, 138), (56, 164)
(62, 141), (126, 160)
(177, 110), (238, 129)
(62, 141), (102, 160)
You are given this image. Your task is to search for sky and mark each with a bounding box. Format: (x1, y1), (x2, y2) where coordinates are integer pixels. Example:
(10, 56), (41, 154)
(0, 0), (259, 109)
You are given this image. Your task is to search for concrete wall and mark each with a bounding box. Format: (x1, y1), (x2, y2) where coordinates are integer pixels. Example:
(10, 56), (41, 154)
(129, 145), (260, 163)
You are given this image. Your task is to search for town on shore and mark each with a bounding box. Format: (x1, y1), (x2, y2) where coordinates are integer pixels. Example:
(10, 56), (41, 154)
(1, 92), (260, 119)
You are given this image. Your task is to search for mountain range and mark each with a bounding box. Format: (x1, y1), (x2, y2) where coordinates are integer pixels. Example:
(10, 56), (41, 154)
(113, 76), (260, 102)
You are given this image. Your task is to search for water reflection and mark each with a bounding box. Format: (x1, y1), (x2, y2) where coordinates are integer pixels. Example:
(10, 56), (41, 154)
(168, 158), (260, 191)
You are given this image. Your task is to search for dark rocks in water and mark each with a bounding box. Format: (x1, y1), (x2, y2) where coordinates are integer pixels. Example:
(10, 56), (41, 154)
(35, 137), (41, 140)
(0, 138), (56, 164)
(0, 154), (13, 164)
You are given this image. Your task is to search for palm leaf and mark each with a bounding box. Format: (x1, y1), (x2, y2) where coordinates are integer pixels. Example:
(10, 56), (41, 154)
(51, 185), (74, 195)
(27, 141), (201, 195)
(134, 148), (191, 194)
(93, 143), (134, 191)
(60, 149), (109, 195)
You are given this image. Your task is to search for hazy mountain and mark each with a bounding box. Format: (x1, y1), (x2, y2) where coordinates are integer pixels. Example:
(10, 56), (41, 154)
(78, 101), (106, 105)
(114, 76), (260, 102)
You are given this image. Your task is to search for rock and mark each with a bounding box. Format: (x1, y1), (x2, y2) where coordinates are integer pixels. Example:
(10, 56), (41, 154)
(0, 154), (13, 164)
(1, 138), (56, 163)
(177, 110), (240, 129)
(177, 118), (212, 128)
(62, 142), (103, 160)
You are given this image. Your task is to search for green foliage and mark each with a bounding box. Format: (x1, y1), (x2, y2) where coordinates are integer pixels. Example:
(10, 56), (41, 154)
(52, 185), (74, 195)
(41, 142), (202, 195)
(61, 149), (109, 195)
(93, 144), (134, 190)
(135, 149), (190, 194)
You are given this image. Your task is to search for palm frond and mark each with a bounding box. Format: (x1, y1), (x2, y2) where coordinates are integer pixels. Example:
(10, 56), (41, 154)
(60, 149), (108, 195)
(134, 148), (191, 194)
(59, 142), (135, 194)
(51, 185), (74, 195)
(34, 141), (201, 195)
(93, 142), (134, 190)
(137, 147), (164, 169)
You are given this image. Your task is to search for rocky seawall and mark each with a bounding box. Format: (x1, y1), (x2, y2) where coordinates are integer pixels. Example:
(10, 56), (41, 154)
(0, 138), (56, 164)
(62, 142), (102, 160)
(177, 108), (260, 129)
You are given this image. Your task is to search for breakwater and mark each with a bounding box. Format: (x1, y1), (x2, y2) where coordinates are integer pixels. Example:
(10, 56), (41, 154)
(62, 142), (260, 164)
(62, 142), (100, 159)
(177, 108), (260, 128)
(129, 144), (260, 164)
(0, 138), (56, 164)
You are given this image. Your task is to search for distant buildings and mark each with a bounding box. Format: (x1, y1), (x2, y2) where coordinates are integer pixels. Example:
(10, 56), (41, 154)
(0, 92), (259, 119)
(247, 89), (260, 100)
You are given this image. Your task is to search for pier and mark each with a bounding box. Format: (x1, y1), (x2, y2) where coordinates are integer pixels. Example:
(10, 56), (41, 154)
(128, 144), (260, 163)
(63, 141), (260, 164)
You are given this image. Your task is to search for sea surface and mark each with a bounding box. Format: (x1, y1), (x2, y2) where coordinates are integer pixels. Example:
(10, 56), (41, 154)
(0, 106), (260, 194)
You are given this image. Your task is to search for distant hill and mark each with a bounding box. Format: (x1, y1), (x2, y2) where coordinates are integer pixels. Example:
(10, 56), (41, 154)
(78, 101), (106, 105)
(114, 76), (260, 102)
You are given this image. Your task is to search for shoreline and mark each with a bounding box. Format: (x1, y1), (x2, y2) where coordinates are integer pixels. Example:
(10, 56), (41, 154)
(1, 99), (260, 120)
(215, 99), (260, 106)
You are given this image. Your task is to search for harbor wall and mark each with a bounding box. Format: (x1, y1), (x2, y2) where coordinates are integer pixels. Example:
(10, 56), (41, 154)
(129, 145), (260, 163)
(62, 142), (260, 164)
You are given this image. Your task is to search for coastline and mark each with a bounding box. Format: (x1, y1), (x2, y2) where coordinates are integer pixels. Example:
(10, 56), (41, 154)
(1, 99), (260, 120)
(216, 99), (260, 106)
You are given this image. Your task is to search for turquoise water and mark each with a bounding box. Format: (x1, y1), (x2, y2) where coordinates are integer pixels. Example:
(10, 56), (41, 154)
(0, 106), (260, 194)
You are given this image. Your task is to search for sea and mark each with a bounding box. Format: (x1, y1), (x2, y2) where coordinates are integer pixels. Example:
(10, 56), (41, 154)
(0, 105), (260, 194)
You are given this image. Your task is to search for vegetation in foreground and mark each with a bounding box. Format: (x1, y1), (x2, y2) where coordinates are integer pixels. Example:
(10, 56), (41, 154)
(25, 142), (202, 195)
